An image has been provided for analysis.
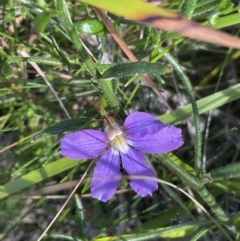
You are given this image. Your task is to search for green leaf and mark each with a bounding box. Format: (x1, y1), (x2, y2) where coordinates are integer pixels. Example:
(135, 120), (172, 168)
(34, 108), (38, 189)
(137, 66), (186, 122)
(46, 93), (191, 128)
(0, 48), (9, 58)
(56, 0), (97, 76)
(167, 153), (195, 176)
(213, 180), (240, 197)
(158, 154), (198, 187)
(91, 222), (204, 240)
(161, 48), (202, 178)
(74, 194), (87, 240)
(160, 83), (240, 125)
(99, 79), (119, 109)
(51, 35), (70, 66)
(1, 61), (12, 78)
(210, 163), (240, 182)
(31, 118), (91, 142)
(186, 224), (213, 241)
(214, 13), (240, 28)
(193, 0), (220, 17)
(7, 56), (64, 66)
(0, 158), (81, 200)
(101, 62), (172, 79)
(34, 11), (50, 33)
(74, 19), (107, 35)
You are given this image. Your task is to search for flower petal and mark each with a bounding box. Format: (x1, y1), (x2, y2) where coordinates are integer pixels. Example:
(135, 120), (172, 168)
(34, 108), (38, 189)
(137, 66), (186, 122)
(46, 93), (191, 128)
(91, 148), (121, 202)
(61, 130), (108, 159)
(124, 112), (167, 138)
(130, 126), (183, 154)
(121, 148), (158, 197)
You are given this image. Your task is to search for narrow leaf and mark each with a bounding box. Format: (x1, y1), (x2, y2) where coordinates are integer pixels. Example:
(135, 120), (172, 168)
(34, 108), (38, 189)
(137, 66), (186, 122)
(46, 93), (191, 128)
(211, 163), (240, 182)
(74, 194), (87, 240)
(101, 62), (172, 79)
(34, 11), (50, 33)
(31, 118), (90, 142)
(160, 83), (240, 125)
(91, 222), (204, 240)
(186, 224), (213, 241)
(0, 158), (81, 200)
(99, 79), (119, 109)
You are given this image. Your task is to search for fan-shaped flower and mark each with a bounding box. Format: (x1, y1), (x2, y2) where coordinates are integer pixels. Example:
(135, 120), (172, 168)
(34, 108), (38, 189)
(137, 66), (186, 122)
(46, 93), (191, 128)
(61, 112), (183, 202)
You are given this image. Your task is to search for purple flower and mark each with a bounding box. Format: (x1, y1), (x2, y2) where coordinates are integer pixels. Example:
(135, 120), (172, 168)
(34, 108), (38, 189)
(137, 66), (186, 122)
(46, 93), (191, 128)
(61, 112), (183, 202)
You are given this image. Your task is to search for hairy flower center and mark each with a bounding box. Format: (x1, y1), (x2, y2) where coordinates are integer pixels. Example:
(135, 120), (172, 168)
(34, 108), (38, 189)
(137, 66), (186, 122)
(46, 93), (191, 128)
(108, 128), (130, 154)
(103, 116), (131, 154)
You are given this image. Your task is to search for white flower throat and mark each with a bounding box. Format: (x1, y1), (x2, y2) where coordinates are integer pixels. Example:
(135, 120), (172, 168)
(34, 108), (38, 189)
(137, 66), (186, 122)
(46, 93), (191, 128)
(103, 116), (131, 154)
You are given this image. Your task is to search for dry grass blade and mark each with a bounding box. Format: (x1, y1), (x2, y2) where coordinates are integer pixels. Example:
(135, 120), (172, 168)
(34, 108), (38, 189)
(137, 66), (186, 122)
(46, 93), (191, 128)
(37, 159), (96, 241)
(143, 17), (240, 49)
(18, 50), (71, 119)
(81, 0), (240, 49)
(95, 8), (176, 115)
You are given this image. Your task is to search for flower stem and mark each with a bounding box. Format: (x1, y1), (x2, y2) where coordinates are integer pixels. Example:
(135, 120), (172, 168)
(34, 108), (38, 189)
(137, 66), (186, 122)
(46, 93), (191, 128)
(160, 49), (202, 179)
(158, 154), (236, 232)
(159, 153), (198, 187)
(99, 79), (120, 110)
(56, 0), (120, 110)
